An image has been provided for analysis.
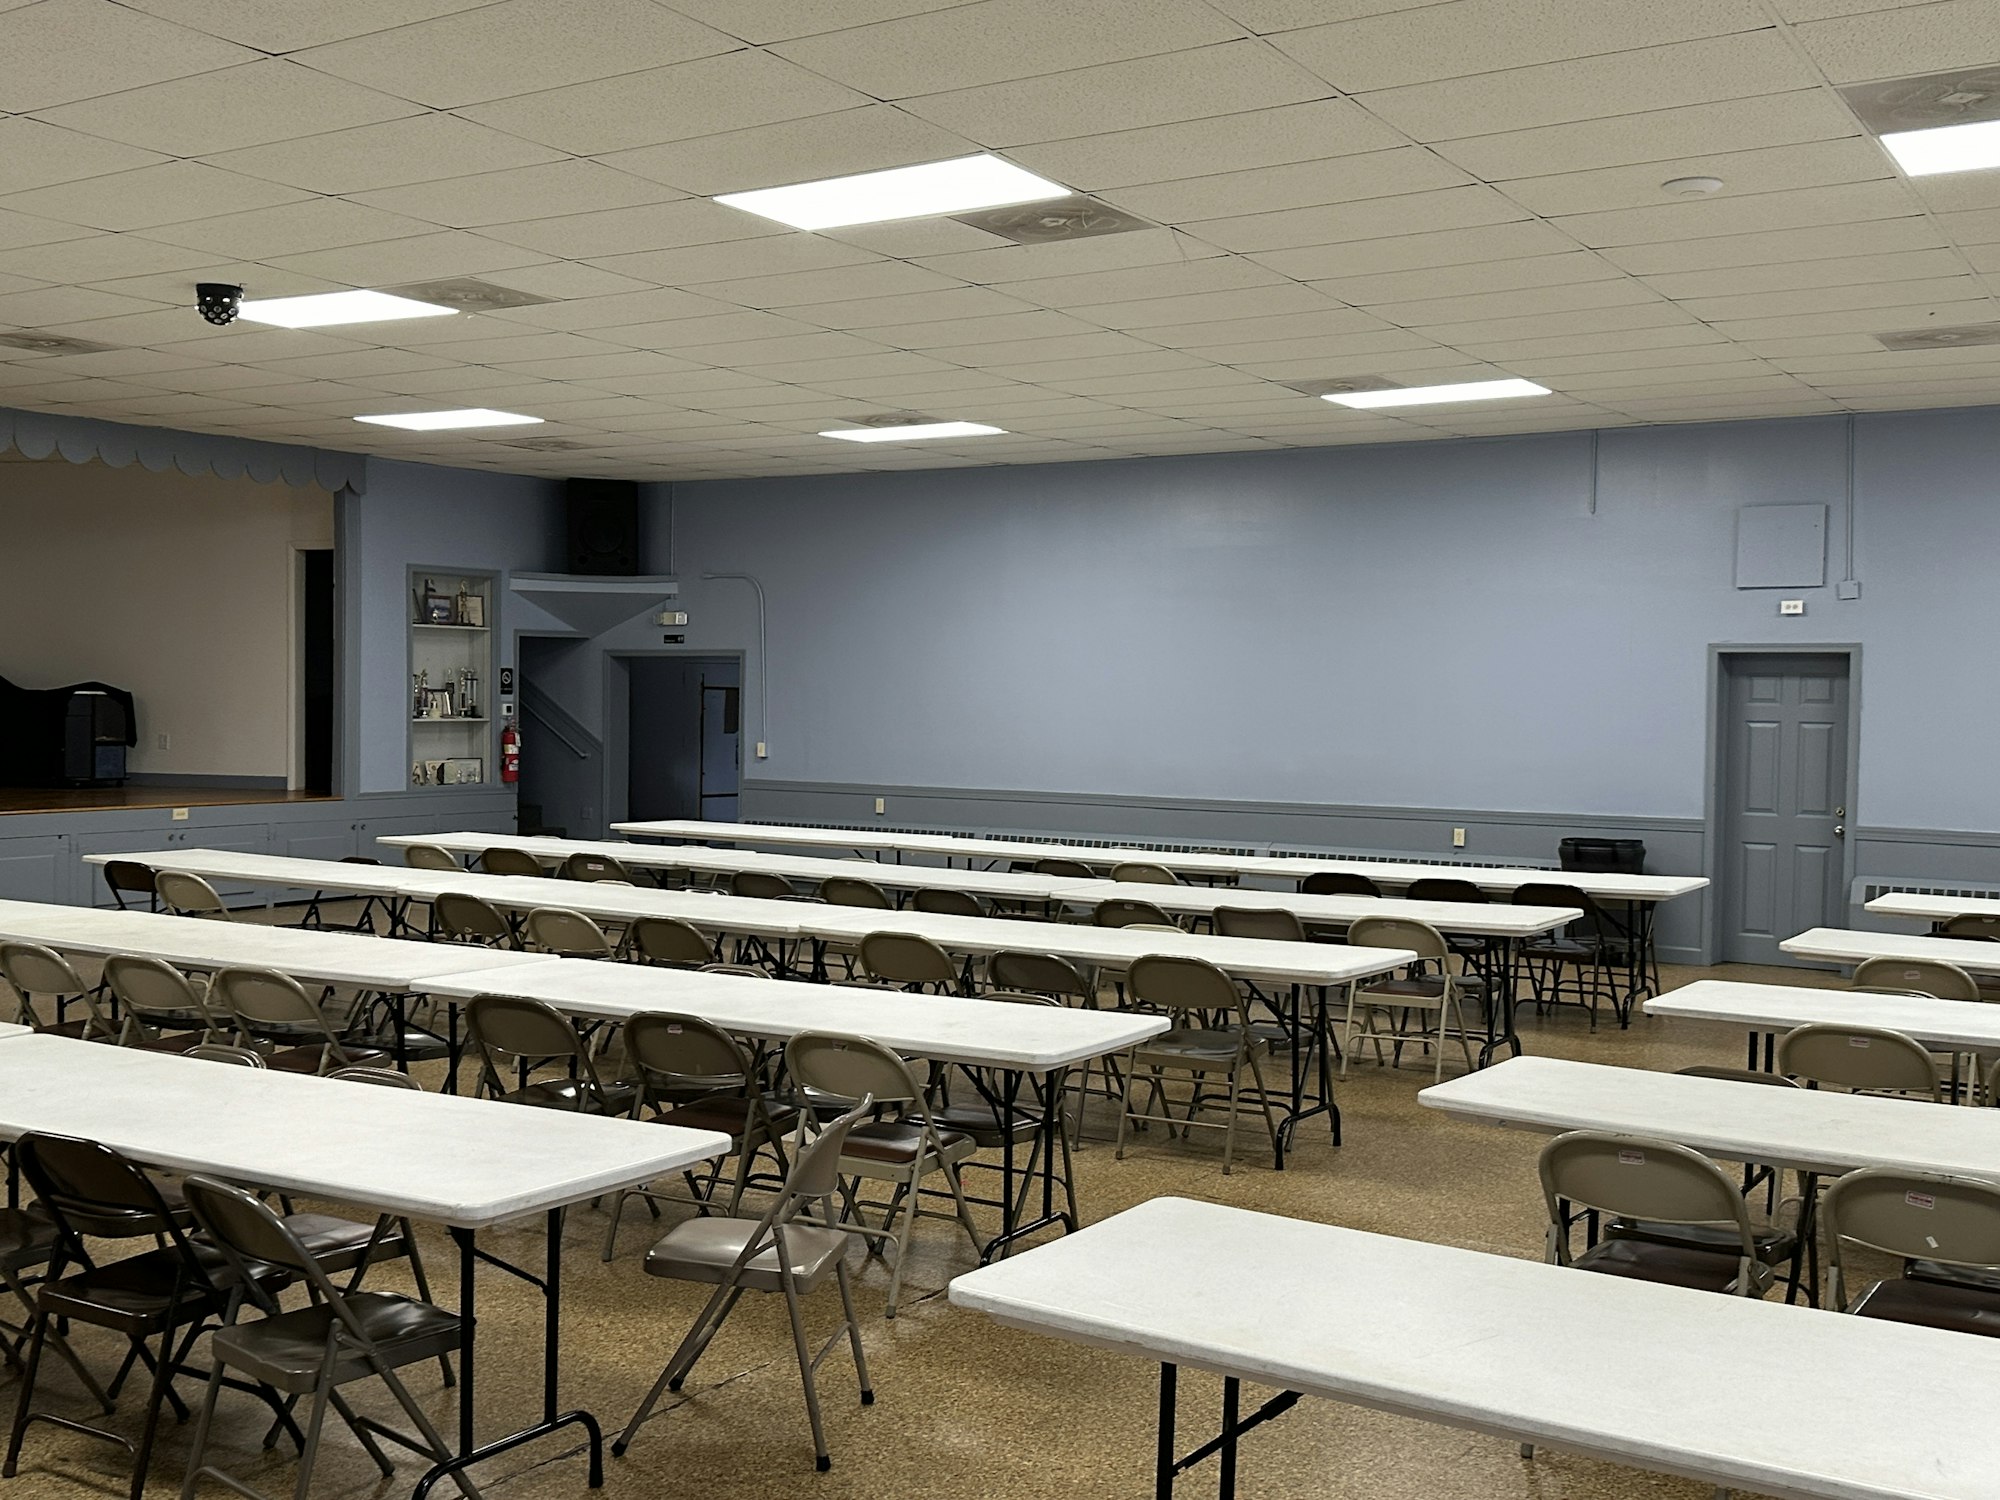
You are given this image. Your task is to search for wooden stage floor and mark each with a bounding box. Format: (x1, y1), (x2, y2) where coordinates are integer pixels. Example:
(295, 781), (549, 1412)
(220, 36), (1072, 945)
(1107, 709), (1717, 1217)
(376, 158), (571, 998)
(0, 785), (335, 816)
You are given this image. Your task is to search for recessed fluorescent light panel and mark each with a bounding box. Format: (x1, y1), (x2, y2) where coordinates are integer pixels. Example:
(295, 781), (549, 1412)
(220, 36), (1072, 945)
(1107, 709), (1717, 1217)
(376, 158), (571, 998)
(1322, 378), (1551, 410)
(819, 421), (1005, 443)
(355, 409), (542, 431)
(717, 154), (1067, 231)
(1881, 118), (2000, 175)
(238, 289), (457, 329)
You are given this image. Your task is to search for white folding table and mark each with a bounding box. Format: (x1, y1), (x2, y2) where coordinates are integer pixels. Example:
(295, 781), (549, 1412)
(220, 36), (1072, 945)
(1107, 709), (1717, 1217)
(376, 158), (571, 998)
(1646, 978), (2000, 1072)
(1866, 891), (2000, 926)
(1781, 927), (2000, 975)
(0, 1034), (728, 1497)
(423, 956), (1168, 1259)
(948, 1195), (2000, 1500)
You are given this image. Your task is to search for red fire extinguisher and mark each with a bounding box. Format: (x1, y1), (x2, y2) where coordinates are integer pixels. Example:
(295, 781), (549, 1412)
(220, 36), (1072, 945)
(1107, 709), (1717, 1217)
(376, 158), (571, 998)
(500, 720), (521, 784)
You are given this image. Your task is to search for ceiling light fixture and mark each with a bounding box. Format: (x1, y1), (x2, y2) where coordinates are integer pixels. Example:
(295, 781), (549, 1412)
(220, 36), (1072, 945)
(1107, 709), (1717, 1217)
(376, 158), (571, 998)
(355, 409), (542, 431)
(717, 154), (1068, 231)
(238, 289), (458, 329)
(819, 421), (1006, 442)
(1880, 118), (2000, 175)
(1320, 378), (1551, 410)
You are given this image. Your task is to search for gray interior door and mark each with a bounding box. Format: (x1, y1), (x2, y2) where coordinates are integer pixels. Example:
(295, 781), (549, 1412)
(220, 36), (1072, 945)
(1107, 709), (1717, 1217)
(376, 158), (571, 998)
(1719, 653), (1851, 965)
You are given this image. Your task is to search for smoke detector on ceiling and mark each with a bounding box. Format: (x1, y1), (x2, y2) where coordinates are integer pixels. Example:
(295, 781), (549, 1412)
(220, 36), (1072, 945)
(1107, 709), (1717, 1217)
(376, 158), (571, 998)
(1278, 376), (1403, 397)
(1841, 67), (2000, 132)
(1874, 323), (2000, 350)
(1661, 176), (1725, 197)
(951, 195), (1151, 243)
(0, 332), (117, 356)
(383, 277), (554, 311)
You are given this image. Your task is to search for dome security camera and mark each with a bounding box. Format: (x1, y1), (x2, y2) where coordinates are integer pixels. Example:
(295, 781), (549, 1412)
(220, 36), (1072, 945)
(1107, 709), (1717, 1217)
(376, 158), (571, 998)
(196, 283), (243, 326)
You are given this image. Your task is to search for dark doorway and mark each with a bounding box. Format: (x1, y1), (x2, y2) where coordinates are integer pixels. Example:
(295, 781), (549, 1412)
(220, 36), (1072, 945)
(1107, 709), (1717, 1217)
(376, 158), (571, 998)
(1716, 652), (1853, 965)
(628, 656), (740, 822)
(300, 549), (334, 795)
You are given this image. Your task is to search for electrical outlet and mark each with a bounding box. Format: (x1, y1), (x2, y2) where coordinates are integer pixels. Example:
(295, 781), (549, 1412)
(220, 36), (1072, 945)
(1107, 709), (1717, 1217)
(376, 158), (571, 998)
(1451, 827), (1466, 848)
(171, 807), (189, 821)
(1779, 599), (1806, 616)
(874, 797), (886, 815)
(154, 732), (170, 750)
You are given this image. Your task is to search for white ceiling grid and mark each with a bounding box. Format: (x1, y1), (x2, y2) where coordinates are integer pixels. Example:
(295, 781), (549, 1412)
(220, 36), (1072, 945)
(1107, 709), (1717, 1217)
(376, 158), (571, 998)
(0, 0), (1991, 476)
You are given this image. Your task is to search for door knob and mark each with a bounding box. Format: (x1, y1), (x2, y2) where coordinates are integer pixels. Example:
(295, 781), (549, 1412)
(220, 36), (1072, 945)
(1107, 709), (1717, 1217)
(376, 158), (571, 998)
(1834, 824), (1846, 837)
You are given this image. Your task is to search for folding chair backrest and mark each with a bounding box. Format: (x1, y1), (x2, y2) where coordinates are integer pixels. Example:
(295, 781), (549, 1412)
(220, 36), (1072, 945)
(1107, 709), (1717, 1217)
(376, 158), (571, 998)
(330, 1065), (421, 1089)
(156, 869), (227, 919)
(1676, 1064), (1803, 1090)
(1513, 882), (1589, 911)
(479, 846), (544, 877)
(700, 963), (769, 979)
(1405, 877), (1487, 905)
(731, 871), (795, 901)
(1110, 862), (1179, 886)
(1941, 914), (2000, 943)
(1214, 906), (1305, 943)
(988, 950), (1092, 1002)
(1539, 1132), (1752, 1242)
(858, 931), (957, 987)
(1032, 857), (1095, 879)
(183, 1174), (321, 1279)
(786, 1032), (923, 1110)
(468, 993), (587, 1069)
(563, 851), (632, 883)
(213, 965), (326, 1040)
(18, 1132), (188, 1243)
(0, 941), (89, 1007)
(402, 843), (460, 871)
(1777, 1023), (1941, 1098)
(524, 906), (613, 958)
(188, 1043), (267, 1067)
(1095, 897), (1174, 929)
(911, 888), (981, 918)
(1128, 954), (1242, 1018)
(629, 916), (714, 967)
(102, 954), (209, 1026)
(1824, 1169), (2000, 1272)
(1852, 957), (1980, 1002)
(102, 859), (158, 907)
(434, 891), (512, 945)
(625, 1012), (750, 1093)
(786, 1098), (876, 1200)
(1300, 870), (1379, 897)
(1346, 915), (1449, 965)
(820, 876), (892, 910)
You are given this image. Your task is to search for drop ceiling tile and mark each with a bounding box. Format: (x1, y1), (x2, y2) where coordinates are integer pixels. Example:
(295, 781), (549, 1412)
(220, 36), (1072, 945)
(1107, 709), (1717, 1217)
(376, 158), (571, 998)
(971, 349), (1210, 382)
(491, 350), (705, 380)
(1910, 173), (2000, 216)
(992, 255), (1281, 313)
(914, 227), (1224, 287)
(294, 0), (737, 109)
(1076, 282), (1339, 329)
(142, 199), (440, 258)
(590, 234), (880, 288)
(822, 220), (1010, 257)
(1309, 250), (1623, 307)
(1103, 148), (1472, 225)
(1129, 307), (1395, 348)
(488, 287), (742, 331)
(0, 0), (258, 113)
(0, 234), (212, 285)
(690, 260), (965, 309)
(1791, 0), (2000, 82)
(1501, 138), (1890, 219)
(850, 309), (1103, 349)
(902, 41), (1335, 147)
(744, 351), (963, 383)
(1555, 180), (1925, 248)
(1711, 298), (2000, 341)
(484, 198), (780, 258)
(1564, 374), (1810, 401)
(666, 330), (898, 366)
(598, 310), (824, 348)
(115, 0), (503, 52)
(1975, 245), (2000, 274)
(569, 368), (775, 397)
(1274, 0), (1767, 94)
(768, 0), (1239, 98)
(1938, 209), (2000, 243)
(461, 51), (869, 156)
(263, 230), (552, 285)
(1390, 300), (1699, 347)
(0, 162), (310, 234)
(1192, 184), (1530, 254)
(781, 286), (1036, 329)
(207, 117), (565, 196)
(1364, 277), (1661, 329)
(252, 348), (462, 380)
(1357, 32), (1819, 142)
(1454, 323), (1727, 360)
(1249, 219), (1580, 280)
(1681, 274), (1987, 321)
(1640, 247), (1968, 300)
(475, 262), (660, 301)
(0, 210), (95, 254)
(1056, 366), (1269, 395)
(0, 120), (168, 198)
(1181, 328), (1439, 366)
(0, 285), (173, 327)
(662, 1), (981, 45)
(1529, 342), (1812, 376)
(1433, 91), (1865, 181)
(1599, 215), (1946, 274)
(1010, 100), (1404, 192)
(353, 162), (681, 231)
(599, 104), (975, 197)
(1543, 358), (1776, 390)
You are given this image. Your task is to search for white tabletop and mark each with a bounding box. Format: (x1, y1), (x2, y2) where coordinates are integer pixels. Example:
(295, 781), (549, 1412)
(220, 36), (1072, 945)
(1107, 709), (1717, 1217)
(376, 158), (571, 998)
(1047, 882), (1580, 939)
(1419, 1055), (2000, 1179)
(612, 820), (1707, 903)
(0, 1024), (31, 1043)
(1781, 927), (2000, 976)
(1646, 979), (2000, 1052)
(378, 832), (1090, 901)
(108, 851), (1412, 989)
(1866, 892), (2000, 923)
(0, 900), (547, 989)
(0, 1034), (727, 1228)
(948, 1196), (2000, 1500)
(423, 958), (1166, 1073)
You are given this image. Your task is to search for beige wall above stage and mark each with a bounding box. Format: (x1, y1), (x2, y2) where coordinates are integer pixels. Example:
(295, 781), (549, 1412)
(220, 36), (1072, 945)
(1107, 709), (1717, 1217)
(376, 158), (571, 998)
(0, 455), (333, 782)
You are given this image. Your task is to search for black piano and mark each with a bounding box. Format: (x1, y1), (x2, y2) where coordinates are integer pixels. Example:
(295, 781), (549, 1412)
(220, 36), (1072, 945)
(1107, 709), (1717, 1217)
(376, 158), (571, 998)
(0, 674), (136, 786)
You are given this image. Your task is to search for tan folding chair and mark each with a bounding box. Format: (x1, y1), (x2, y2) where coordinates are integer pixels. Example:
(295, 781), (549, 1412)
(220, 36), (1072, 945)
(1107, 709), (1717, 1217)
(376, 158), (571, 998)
(433, 891), (515, 948)
(1110, 861), (1178, 886)
(401, 844), (459, 871)
(0, 943), (116, 1041)
(210, 966), (385, 1076)
(818, 878), (891, 979)
(464, 994), (632, 1114)
(1115, 954), (1279, 1175)
(784, 1032), (979, 1318)
(479, 846), (545, 876)
(856, 931), (962, 994)
(1094, 897), (1175, 930)
(1853, 956), (1980, 1001)
(154, 870), (229, 920)
(101, 861), (159, 911)
(612, 1098), (876, 1471)
(523, 906), (615, 960)
(989, 950), (1108, 1143)
(100, 955), (215, 1051)
(628, 916), (716, 968)
(1342, 915), (1479, 1081)
(1776, 1022), (1942, 1100)
(1031, 856), (1094, 879)
(1824, 1167), (2000, 1334)
(562, 851), (633, 883)
(911, 888), (982, 918)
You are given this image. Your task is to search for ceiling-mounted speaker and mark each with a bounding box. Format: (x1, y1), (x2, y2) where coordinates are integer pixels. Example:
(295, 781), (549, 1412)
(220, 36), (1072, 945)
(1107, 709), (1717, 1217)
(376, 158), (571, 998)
(565, 479), (639, 575)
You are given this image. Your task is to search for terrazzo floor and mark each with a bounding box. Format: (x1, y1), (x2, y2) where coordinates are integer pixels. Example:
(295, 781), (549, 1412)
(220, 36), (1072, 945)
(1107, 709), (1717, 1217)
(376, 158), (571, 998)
(2, 927), (1847, 1500)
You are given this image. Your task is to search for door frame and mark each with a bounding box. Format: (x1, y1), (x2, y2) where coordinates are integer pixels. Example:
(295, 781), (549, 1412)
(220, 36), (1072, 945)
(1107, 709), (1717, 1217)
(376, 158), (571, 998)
(1700, 643), (1862, 966)
(604, 649), (746, 828)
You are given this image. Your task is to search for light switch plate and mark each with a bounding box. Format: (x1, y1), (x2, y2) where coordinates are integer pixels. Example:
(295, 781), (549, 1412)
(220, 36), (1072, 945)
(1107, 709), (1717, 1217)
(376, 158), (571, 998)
(171, 807), (189, 821)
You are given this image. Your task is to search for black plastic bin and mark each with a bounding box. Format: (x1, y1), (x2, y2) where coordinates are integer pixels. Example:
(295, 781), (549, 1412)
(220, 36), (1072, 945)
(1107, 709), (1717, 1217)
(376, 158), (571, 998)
(1558, 837), (1644, 875)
